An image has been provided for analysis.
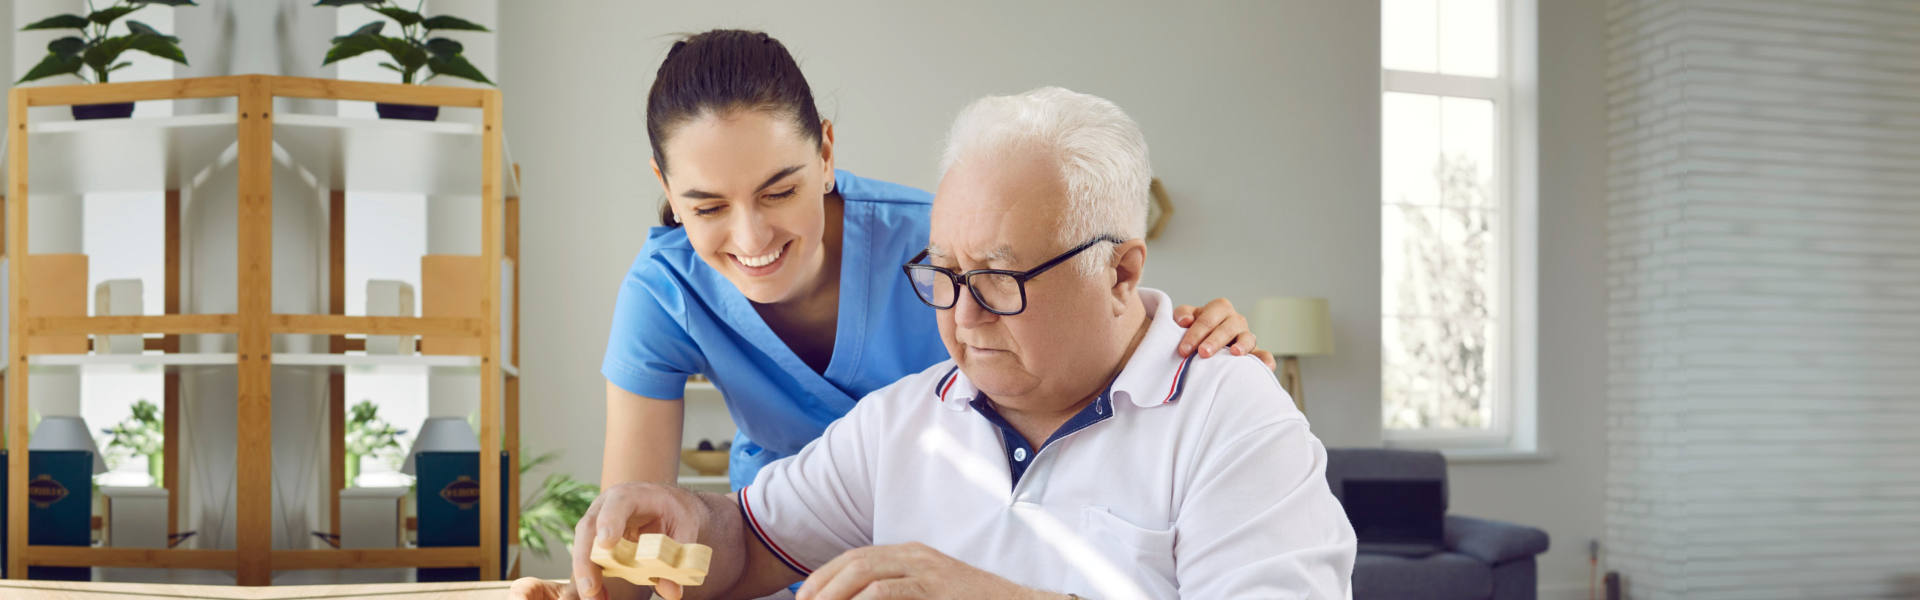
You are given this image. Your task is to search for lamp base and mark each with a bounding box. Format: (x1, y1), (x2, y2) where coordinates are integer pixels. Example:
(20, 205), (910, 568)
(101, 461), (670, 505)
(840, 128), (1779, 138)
(1280, 356), (1304, 414)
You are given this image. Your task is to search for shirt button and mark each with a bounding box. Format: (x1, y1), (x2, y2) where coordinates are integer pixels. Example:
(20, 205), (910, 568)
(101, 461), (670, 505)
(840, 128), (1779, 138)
(1014, 448), (1028, 462)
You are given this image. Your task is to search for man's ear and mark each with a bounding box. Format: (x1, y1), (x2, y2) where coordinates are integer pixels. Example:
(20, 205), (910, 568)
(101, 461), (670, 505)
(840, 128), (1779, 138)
(650, 157), (678, 222)
(1109, 239), (1148, 315)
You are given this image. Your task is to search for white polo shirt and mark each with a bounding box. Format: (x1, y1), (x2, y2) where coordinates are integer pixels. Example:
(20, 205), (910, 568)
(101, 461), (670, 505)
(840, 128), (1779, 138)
(741, 288), (1355, 600)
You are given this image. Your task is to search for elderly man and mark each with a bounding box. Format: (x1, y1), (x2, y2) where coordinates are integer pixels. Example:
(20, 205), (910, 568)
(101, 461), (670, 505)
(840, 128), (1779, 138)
(514, 87), (1354, 600)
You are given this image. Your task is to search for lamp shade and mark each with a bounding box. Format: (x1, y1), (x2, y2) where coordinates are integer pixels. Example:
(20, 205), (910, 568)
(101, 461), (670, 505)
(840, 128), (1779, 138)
(400, 416), (480, 475)
(1252, 297), (1334, 357)
(30, 415), (109, 474)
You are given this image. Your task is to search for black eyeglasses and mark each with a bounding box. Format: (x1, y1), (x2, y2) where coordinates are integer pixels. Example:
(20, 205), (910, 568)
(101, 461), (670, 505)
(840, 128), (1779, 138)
(902, 236), (1125, 316)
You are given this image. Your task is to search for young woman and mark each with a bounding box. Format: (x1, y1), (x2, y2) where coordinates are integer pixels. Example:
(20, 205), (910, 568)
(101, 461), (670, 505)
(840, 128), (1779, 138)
(559, 29), (1270, 599)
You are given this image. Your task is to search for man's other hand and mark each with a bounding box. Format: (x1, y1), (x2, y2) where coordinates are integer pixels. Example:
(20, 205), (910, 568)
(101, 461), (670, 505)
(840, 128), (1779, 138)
(795, 542), (1061, 600)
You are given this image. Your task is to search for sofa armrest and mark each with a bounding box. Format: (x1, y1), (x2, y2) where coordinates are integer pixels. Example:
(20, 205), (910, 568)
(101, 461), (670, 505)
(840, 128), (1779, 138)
(1445, 514), (1549, 565)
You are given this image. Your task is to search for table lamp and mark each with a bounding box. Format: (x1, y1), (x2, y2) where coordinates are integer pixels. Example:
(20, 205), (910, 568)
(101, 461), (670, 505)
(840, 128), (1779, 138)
(30, 415), (109, 474)
(1252, 297), (1334, 414)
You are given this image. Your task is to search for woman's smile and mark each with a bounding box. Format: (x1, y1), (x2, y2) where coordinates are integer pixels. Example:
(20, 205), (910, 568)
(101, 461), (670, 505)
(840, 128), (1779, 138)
(731, 240), (791, 276)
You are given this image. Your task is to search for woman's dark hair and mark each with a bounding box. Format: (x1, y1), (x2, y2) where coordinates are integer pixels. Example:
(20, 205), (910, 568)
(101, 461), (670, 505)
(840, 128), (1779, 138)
(648, 29), (824, 227)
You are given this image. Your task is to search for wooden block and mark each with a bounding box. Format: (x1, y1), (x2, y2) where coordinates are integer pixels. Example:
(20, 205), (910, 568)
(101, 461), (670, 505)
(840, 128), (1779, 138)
(590, 534), (711, 587)
(27, 253), (88, 354)
(420, 255), (484, 355)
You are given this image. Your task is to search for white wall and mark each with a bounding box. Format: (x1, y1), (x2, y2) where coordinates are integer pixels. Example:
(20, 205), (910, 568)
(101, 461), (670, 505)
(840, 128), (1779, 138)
(1606, 1), (1920, 598)
(498, 0), (1612, 589)
(1450, 0), (1611, 597)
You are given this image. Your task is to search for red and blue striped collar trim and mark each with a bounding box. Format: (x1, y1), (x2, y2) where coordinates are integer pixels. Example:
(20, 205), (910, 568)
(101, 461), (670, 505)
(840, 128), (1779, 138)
(1158, 352), (1198, 405)
(929, 349), (1195, 412)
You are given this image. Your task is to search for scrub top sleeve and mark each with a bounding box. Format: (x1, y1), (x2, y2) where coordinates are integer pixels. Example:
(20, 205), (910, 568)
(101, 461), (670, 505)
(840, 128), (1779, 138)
(738, 400), (879, 575)
(600, 261), (706, 400)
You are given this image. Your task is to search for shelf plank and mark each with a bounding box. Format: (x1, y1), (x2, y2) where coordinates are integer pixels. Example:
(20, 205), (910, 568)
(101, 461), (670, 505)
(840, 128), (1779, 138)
(19, 77), (249, 107)
(23, 546), (236, 569)
(8, 109), (518, 198)
(271, 314), (482, 337)
(275, 113), (519, 197)
(18, 112), (236, 195)
(270, 547), (485, 570)
(271, 76), (488, 108)
(29, 314), (239, 336)
(28, 353), (237, 367)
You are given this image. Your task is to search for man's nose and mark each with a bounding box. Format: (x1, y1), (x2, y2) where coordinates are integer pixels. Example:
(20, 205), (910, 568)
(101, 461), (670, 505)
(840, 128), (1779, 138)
(953, 285), (999, 328)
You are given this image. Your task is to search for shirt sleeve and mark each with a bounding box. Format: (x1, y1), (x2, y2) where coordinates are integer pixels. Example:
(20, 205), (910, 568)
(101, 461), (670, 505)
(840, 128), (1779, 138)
(1173, 366), (1357, 599)
(600, 255), (707, 399)
(738, 396), (879, 575)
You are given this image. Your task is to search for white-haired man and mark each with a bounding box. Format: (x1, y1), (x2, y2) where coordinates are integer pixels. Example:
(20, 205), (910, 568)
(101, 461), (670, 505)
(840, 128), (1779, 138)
(513, 88), (1355, 600)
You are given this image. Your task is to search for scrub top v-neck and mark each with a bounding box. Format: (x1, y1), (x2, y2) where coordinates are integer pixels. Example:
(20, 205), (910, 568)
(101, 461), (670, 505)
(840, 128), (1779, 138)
(602, 170), (949, 489)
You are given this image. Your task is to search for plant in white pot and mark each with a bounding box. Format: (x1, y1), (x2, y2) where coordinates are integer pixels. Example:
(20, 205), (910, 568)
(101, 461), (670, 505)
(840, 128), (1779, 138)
(101, 399), (165, 485)
(345, 399), (407, 487)
(316, 0), (493, 121)
(16, 0), (198, 120)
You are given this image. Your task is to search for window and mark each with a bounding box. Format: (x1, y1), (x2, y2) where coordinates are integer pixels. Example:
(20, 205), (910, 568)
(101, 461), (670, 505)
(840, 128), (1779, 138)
(1381, 0), (1536, 449)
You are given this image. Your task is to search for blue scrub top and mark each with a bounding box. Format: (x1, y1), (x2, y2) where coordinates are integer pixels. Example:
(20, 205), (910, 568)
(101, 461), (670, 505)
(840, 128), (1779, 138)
(602, 170), (948, 490)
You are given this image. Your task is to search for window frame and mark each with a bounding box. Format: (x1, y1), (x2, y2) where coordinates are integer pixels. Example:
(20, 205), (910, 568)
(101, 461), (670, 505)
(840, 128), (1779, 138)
(1380, 0), (1539, 453)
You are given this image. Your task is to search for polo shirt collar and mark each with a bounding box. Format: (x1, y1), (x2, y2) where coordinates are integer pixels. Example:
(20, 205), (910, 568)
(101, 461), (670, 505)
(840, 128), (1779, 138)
(931, 287), (1196, 412)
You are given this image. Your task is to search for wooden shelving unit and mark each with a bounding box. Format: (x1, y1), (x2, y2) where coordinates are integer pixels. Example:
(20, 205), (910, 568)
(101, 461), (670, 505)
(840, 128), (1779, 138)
(2, 75), (520, 585)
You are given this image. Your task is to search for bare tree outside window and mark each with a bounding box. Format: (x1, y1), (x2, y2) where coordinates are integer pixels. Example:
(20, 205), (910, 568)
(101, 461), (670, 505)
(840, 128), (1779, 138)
(1384, 154), (1494, 430)
(1383, 0), (1519, 443)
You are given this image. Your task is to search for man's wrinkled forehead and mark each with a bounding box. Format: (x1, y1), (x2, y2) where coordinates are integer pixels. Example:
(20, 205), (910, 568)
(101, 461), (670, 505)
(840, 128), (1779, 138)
(925, 241), (1017, 266)
(930, 149), (1066, 266)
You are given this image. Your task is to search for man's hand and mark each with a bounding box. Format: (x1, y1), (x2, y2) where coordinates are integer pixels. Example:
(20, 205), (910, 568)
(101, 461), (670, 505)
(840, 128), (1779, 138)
(795, 542), (1063, 600)
(568, 481), (710, 600)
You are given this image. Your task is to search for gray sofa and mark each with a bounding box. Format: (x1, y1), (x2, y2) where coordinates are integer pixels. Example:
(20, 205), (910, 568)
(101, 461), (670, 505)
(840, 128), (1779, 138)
(1326, 449), (1551, 600)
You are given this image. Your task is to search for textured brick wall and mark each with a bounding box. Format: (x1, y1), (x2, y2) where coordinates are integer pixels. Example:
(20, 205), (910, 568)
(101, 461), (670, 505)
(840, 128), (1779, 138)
(1606, 1), (1920, 598)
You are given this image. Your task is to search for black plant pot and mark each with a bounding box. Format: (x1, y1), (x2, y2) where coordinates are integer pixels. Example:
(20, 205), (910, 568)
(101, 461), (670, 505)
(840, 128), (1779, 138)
(72, 102), (135, 120)
(376, 102), (440, 121)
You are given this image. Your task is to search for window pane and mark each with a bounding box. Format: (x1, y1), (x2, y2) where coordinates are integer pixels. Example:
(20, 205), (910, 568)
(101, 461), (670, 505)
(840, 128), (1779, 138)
(1383, 0), (1438, 72)
(1384, 316), (1493, 429)
(1441, 96), (1496, 207)
(1383, 205), (1497, 430)
(1439, 0), (1499, 77)
(1383, 92), (1441, 208)
(1383, 90), (1500, 433)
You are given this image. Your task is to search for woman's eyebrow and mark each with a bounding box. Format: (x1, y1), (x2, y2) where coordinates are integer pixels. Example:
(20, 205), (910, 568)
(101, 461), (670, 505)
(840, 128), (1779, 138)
(755, 165), (805, 192)
(679, 165), (806, 200)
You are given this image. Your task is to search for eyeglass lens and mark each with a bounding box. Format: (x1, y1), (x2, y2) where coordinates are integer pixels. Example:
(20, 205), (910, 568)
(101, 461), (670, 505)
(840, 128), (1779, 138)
(909, 269), (1024, 313)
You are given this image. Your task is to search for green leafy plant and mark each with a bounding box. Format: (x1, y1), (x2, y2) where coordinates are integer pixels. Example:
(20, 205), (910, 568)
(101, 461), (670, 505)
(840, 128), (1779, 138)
(17, 0), (196, 84)
(518, 449), (599, 559)
(345, 399), (407, 486)
(316, 0), (492, 85)
(101, 399), (164, 484)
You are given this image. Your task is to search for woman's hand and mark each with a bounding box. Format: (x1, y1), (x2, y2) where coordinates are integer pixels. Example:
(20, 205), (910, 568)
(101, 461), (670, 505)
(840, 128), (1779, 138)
(509, 578), (581, 600)
(567, 481), (710, 600)
(1173, 298), (1277, 370)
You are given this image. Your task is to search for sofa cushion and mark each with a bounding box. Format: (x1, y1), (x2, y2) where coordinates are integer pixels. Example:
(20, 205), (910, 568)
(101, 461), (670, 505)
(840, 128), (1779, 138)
(1325, 449), (1450, 512)
(1353, 552), (1493, 600)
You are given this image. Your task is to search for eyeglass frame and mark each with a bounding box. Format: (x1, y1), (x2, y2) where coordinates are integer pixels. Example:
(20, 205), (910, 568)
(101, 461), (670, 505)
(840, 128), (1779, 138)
(902, 235), (1128, 316)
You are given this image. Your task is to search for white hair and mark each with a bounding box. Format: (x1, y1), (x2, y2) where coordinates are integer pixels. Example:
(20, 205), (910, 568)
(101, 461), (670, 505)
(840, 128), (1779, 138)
(939, 87), (1151, 276)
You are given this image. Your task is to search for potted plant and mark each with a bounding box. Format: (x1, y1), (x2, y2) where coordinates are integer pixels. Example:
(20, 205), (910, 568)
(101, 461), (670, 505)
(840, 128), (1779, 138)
(316, 0), (493, 121)
(345, 399), (407, 487)
(16, 0), (197, 120)
(517, 449), (599, 559)
(101, 399), (164, 485)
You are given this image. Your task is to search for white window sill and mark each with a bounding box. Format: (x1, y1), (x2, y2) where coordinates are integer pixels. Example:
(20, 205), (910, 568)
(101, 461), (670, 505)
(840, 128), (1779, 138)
(1436, 448), (1554, 463)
